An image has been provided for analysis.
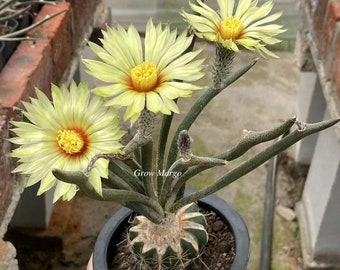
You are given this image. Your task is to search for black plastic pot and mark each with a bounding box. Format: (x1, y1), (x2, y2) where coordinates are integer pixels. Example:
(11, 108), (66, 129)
(92, 193), (250, 270)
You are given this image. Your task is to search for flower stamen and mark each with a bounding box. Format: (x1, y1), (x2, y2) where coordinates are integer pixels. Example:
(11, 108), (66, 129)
(130, 62), (158, 92)
(219, 17), (243, 40)
(57, 129), (86, 154)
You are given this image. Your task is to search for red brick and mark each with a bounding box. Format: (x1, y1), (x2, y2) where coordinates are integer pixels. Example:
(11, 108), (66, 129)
(308, 0), (330, 52)
(0, 1), (105, 110)
(0, 240), (5, 259)
(66, 0), (102, 47)
(0, 240), (16, 268)
(0, 3), (71, 109)
(30, 2), (72, 82)
(333, 31), (340, 96)
(331, 1), (340, 18)
(322, 1), (340, 59)
(0, 40), (53, 109)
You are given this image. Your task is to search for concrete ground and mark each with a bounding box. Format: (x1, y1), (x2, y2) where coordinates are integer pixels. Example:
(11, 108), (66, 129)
(8, 1), (305, 270)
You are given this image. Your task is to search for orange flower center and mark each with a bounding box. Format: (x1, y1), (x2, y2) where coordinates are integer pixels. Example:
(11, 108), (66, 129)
(219, 17), (243, 40)
(130, 62), (158, 92)
(57, 129), (86, 155)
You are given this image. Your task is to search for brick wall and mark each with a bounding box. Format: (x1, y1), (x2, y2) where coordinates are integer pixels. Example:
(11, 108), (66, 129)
(297, 0), (340, 93)
(0, 0), (105, 237)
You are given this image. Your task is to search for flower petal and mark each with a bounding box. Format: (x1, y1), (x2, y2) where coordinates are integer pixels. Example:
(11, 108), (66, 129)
(10, 82), (125, 201)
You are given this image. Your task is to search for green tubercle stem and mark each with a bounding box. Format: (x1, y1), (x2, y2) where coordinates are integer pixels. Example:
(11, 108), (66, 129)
(126, 127), (142, 164)
(123, 132), (152, 155)
(170, 118), (340, 212)
(225, 116), (296, 161)
(124, 202), (163, 224)
(177, 117), (297, 184)
(52, 169), (164, 223)
(160, 155), (226, 208)
(157, 112), (176, 196)
(166, 58), (258, 170)
(105, 170), (131, 190)
(108, 161), (144, 193)
(123, 158), (142, 174)
(141, 141), (157, 200)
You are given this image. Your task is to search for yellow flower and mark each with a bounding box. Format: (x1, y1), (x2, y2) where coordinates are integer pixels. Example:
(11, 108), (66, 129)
(10, 82), (125, 202)
(82, 19), (205, 121)
(181, 0), (286, 57)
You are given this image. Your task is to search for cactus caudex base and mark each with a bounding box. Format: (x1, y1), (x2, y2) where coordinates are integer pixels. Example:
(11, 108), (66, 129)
(92, 192), (250, 270)
(128, 203), (208, 269)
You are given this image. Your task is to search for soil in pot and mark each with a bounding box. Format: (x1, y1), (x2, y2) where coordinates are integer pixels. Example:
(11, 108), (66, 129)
(111, 208), (236, 270)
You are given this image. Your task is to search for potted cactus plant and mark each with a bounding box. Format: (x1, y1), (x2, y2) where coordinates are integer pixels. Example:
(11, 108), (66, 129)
(91, 190), (250, 269)
(9, 0), (340, 269)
